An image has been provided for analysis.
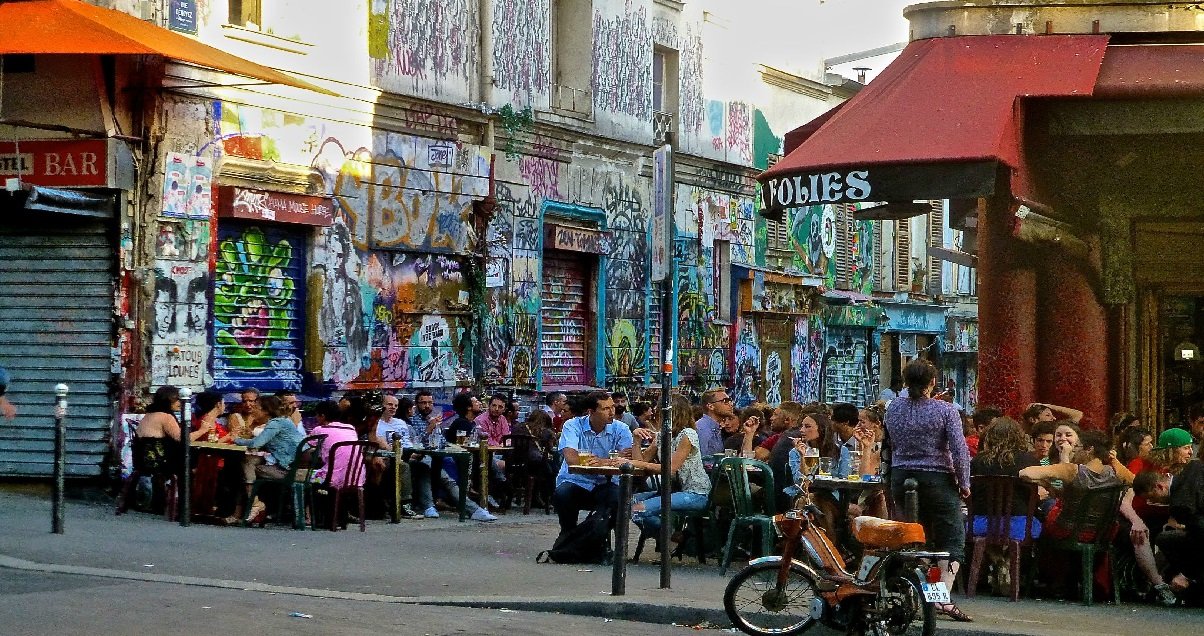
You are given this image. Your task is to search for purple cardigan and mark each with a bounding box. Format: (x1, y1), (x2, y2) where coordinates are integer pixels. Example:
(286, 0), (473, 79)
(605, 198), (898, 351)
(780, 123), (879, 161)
(884, 396), (971, 491)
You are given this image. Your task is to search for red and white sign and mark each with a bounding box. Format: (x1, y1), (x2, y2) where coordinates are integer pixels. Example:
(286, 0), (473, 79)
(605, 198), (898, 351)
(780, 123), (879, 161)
(0, 139), (109, 187)
(217, 186), (334, 227)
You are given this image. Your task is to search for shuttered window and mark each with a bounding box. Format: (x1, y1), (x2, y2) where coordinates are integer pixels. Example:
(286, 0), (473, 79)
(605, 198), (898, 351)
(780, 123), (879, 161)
(894, 217), (912, 291)
(927, 200), (945, 295)
(0, 215), (113, 477)
(648, 281), (663, 381)
(541, 250), (591, 386)
(212, 222), (306, 391)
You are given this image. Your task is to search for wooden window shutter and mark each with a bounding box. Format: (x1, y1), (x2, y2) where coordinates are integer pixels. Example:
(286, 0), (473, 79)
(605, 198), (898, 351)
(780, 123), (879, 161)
(872, 216), (886, 292)
(835, 204), (853, 289)
(894, 218), (911, 291)
(927, 200), (944, 295)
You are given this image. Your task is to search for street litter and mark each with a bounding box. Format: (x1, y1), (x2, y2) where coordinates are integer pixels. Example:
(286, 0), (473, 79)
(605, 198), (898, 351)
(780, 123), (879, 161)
(288, 612), (313, 619)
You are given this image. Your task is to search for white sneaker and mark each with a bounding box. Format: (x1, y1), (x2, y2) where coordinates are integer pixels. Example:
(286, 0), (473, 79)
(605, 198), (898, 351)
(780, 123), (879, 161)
(423, 507), (439, 519)
(471, 508), (498, 522)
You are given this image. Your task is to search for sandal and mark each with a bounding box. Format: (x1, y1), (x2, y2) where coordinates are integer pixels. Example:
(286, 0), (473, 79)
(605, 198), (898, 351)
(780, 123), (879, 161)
(936, 603), (973, 622)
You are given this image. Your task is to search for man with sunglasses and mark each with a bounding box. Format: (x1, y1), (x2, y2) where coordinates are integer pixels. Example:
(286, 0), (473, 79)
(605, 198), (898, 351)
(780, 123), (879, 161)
(694, 389), (733, 456)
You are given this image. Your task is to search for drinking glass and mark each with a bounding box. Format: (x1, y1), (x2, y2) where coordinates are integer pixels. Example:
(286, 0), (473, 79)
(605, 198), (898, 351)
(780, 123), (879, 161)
(818, 457), (833, 476)
(803, 448), (820, 475)
(724, 449), (737, 458)
(847, 451), (863, 481)
(456, 432), (468, 446)
(577, 451), (594, 466)
(741, 450), (755, 460)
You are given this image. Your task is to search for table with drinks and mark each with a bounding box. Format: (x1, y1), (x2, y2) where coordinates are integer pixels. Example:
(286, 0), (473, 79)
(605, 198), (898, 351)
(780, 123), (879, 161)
(190, 440), (250, 522)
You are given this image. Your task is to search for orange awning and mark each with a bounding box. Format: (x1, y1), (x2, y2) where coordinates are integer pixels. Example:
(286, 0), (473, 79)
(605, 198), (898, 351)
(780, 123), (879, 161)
(0, 0), (332, 94)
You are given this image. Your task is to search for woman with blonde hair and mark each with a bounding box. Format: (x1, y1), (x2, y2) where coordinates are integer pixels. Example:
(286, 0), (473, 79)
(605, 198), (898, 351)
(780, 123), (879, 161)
(628, 395), (712, 533)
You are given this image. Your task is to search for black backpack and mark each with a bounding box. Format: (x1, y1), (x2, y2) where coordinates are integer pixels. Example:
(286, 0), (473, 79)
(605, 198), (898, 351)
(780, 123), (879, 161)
(536, 506), (612, 564)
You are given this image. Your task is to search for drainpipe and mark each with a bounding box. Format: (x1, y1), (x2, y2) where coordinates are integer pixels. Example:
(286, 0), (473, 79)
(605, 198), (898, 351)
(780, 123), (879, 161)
(478, 0), (496, 152)
(473, 0), (495, 388)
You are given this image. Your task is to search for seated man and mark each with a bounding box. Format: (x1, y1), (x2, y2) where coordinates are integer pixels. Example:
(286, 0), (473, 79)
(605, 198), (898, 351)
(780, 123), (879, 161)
(552, 391), (651, 535)
(1160, 457), (1204, 604)
(371, 394), (423, 519)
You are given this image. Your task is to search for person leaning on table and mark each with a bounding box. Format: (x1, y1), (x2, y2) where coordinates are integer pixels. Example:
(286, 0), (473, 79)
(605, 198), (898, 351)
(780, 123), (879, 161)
(553, 391), (655, 536)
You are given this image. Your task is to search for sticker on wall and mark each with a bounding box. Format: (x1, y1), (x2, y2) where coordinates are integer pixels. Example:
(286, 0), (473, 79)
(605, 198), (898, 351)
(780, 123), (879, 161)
(162, 152), (212, 219)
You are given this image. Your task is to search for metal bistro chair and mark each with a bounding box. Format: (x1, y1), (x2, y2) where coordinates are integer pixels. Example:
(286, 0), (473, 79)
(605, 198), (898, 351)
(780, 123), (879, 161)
(964, 475), (1042, 601)
(1041, 484), (1127, 606)
(243, 434), (327, 529)
(718, 457), (776, 575)
(310, 440), (372, 532)
(630, 474), (716, 564)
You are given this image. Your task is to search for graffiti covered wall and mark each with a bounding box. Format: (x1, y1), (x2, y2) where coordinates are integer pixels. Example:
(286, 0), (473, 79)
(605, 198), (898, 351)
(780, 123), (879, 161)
(368, 0), (481, 102)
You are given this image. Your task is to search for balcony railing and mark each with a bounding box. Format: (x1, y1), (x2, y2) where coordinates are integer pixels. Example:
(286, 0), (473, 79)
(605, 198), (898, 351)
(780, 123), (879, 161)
(552, 84), (593, 118)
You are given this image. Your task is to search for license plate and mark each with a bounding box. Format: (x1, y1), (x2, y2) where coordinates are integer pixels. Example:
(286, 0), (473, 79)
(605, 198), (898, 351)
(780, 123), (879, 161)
(921, 582), (950, 604)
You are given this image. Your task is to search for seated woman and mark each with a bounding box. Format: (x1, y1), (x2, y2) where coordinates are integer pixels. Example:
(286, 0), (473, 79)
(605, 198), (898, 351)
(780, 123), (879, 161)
(1119, 426), (1156, 474)
(119, 386), (209, 513)
(969, 417), (1043, 538)
(510, 409), (557, 500)
(784, 412), (852, 537)
(1018, 431), (1177, 604)
(230, 395), (304, 525)
(628, 395), (712, 535)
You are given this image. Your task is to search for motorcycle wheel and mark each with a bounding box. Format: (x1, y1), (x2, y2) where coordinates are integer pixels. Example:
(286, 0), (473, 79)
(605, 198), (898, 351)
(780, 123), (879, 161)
(866, 573), (936, 636)
(723, 561), (820, 636)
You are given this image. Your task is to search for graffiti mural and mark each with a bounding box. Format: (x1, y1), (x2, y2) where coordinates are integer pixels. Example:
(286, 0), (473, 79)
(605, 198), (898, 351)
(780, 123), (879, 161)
(492, 0), (551, 104)
(849, 217), (875, 295)
(792, 315), (825, 404)
(788, 205), (838, 285)
(212, 225), (304, 391)
(732, 318), (760, 408)
(679, 23), (705, 134)
(369, 0), (480, 99)
(602, 178), (649, 386)
(726, 101), (753, 165)
(592, 1), (652, 119)
(765, 351), (783, 407)
(329, 136), (490, 254)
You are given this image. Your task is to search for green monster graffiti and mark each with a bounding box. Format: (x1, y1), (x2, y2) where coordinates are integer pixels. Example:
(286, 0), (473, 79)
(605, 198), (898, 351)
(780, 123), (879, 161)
(214, 227), (296, 368)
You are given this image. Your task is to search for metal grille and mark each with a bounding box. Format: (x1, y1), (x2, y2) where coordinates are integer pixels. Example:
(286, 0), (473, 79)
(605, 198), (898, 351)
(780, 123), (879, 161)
(648, 281), (663, 382)
(212, 222), (306, 391)
(0, 215), (113, 477)
(541, 252), (590, 385)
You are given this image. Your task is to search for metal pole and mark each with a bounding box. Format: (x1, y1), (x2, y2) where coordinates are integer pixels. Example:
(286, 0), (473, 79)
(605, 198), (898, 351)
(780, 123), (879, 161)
(178, 387), (193, 526)
(903, 477), (919, 523)
(392, 436), (402, 524)
(478, 437), (490, 512)
(658, 136), (677, 589)
(612, 462), (634, 596)
(51, 383), (69, 534)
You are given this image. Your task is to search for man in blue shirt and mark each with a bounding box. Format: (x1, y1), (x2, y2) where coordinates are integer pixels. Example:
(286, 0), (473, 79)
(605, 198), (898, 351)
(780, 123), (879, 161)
(694, 389), (732, 457)
(554, 391), (651, 534)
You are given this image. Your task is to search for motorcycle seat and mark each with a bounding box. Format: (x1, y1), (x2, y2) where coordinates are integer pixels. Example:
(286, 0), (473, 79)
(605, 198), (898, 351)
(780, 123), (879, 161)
(851, 516), (927, 550)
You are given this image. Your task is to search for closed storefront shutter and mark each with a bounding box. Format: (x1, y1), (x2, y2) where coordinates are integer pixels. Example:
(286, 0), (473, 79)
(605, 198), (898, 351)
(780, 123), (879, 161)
(0, 215), (114, 476)
(823, 326), (873, 406)
(212, 222), (306, 391)
(541, 250), (590, 386)
(648, 281), (663, 382)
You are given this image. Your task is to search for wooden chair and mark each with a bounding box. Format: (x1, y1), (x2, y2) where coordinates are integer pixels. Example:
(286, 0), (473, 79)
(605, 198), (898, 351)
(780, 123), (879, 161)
(1041, 484), (1126, 606)
(500, 433), (537, 514)
(243, 434), (327, 529)
(718, 457), (776, 575)
(310, 440), (372, 532)
(964, 475), (1041, 601)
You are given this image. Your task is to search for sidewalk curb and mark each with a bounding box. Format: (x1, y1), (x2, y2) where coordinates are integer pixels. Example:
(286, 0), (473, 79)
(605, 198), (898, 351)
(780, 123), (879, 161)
(0, 554), (729, 627)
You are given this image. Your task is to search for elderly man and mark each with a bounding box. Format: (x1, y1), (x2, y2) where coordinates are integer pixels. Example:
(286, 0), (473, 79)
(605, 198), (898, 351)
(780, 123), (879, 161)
(553, 391), (653, 535)
(694, 389), (733, 457)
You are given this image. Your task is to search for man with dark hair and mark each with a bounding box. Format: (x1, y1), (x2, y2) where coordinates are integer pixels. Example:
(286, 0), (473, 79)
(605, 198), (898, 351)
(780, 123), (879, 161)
(1189, 403), (1204, 457)
(553, 391), (649, 534)
(967, 406), (1002, 457)
(444, 392), (478, 445)
(612, 390), (638, 430)
(412, 389), (443, 444)
(831, 403), (859, 444)
(695, 388), (733, 456)
(1161, 456), (1204, 603)
(475, 393), (511, 446)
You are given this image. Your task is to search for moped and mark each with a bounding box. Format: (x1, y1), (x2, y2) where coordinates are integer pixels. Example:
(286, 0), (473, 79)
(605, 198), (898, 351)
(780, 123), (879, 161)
(723, 479), (949, 636)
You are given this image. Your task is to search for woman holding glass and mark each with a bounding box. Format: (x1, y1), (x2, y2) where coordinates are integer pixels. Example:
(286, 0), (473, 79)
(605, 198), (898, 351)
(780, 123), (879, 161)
(628, 395), (712, 534)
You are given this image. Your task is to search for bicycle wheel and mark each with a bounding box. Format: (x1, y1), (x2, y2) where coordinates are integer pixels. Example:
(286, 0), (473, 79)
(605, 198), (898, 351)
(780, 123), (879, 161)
(723, 561), (820, 636)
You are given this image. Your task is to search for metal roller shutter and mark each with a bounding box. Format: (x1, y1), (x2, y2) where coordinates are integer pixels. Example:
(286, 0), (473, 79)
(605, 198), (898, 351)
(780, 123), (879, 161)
(0, 214), (114, 477)
(541, 251), (590, 386)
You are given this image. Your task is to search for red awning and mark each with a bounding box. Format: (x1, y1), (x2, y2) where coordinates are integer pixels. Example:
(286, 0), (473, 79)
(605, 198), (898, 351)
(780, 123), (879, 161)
(759, 35), (1109, 216)
(1095, 44), (1204, 97)
(0, 0), (331, 94)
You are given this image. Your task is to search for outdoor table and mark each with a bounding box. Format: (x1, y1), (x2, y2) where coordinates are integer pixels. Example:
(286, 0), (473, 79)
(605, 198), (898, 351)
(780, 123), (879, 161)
(190, 441), (246, 522)
(396, 446), (473, 522)
(477, 442), (510, 511)
(808, 475), (887, 547)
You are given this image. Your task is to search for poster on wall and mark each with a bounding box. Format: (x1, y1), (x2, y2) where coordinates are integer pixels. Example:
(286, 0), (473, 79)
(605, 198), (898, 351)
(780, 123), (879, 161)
(161, 152), (212, 219)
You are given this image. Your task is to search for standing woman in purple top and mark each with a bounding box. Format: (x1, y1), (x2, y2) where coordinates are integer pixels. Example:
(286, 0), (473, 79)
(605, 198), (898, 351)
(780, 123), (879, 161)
(884, 360), (973, 622)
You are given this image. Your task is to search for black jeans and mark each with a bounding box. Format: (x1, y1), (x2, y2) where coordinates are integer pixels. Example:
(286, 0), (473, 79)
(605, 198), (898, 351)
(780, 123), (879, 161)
(552, 481), (619, 534)
(891, 468), (965, 564)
